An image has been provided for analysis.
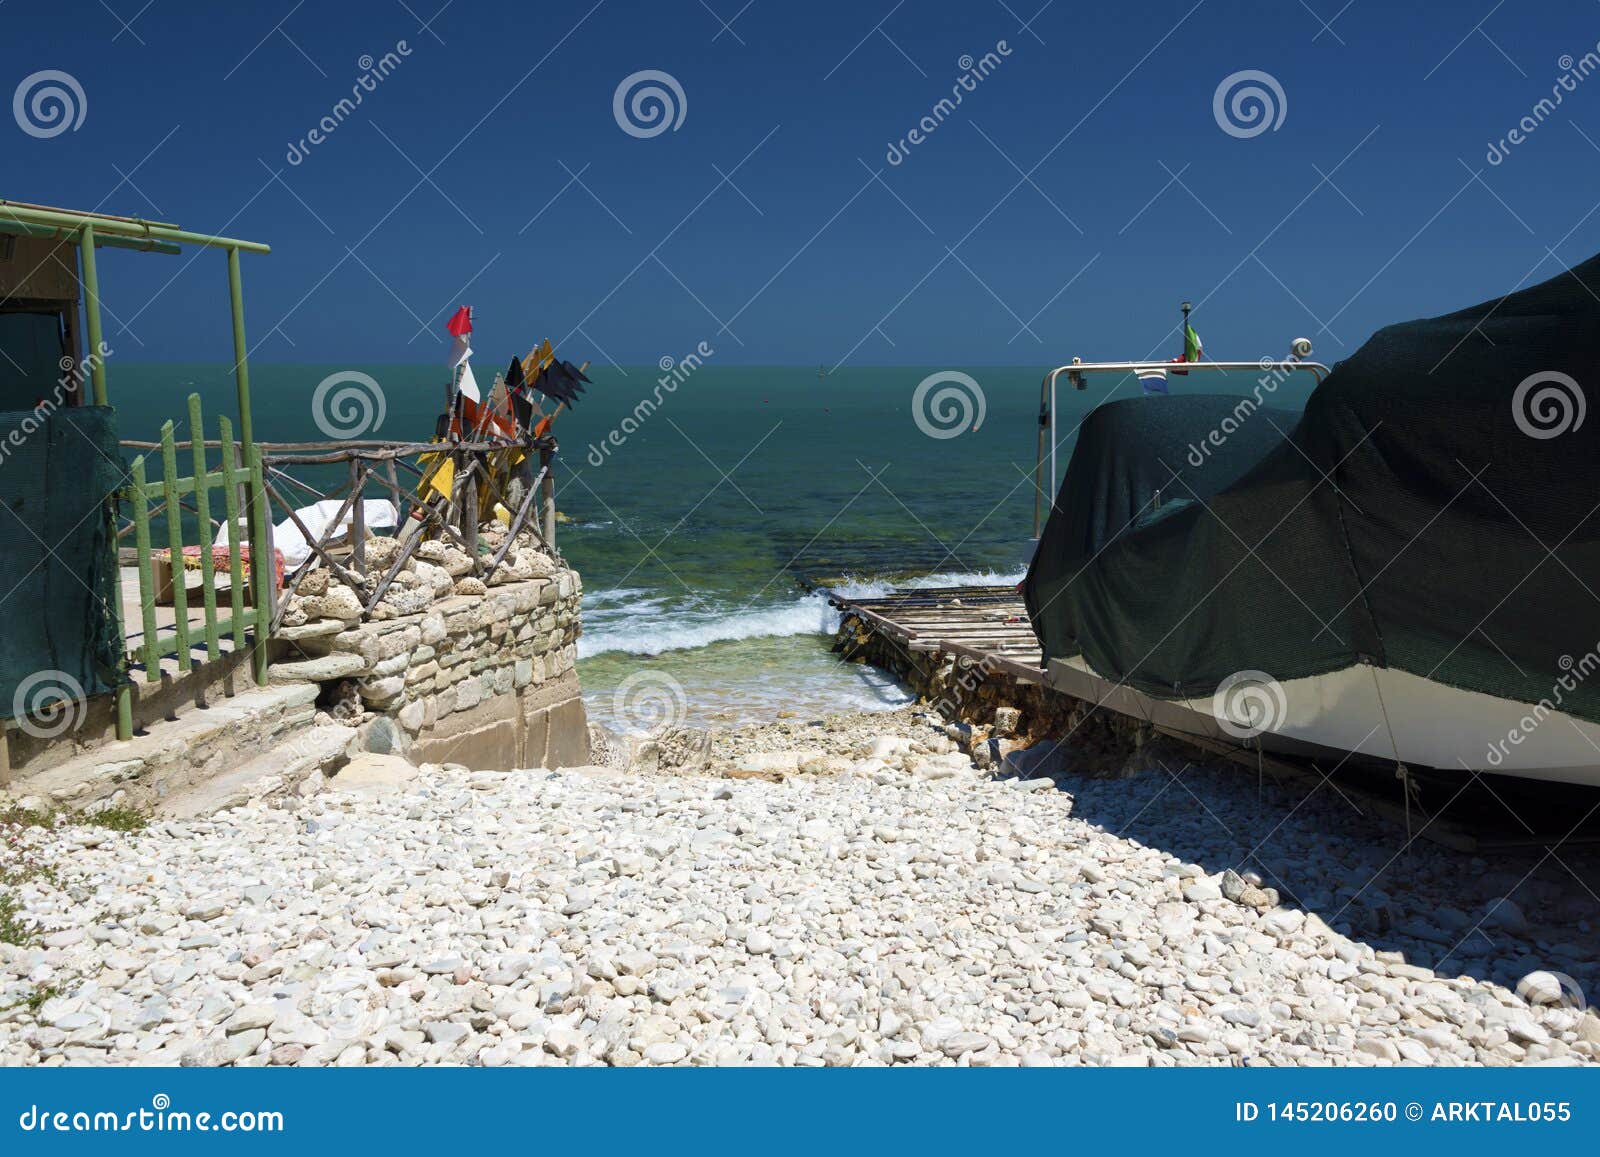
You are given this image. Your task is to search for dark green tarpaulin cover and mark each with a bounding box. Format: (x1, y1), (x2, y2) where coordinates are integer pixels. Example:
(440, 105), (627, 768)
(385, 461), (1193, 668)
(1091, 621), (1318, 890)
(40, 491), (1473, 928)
(1024, 254), (1600, 723)
(0, 405), (124, 715)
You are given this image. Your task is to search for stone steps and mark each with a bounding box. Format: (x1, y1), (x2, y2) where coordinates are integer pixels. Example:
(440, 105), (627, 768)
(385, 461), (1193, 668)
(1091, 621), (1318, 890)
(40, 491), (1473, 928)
(6, 684), (325, 813)
(161, 723), (359, 818)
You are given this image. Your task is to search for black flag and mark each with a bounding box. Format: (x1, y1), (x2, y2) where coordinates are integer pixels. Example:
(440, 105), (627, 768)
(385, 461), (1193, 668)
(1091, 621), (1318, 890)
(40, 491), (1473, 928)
(533, 359), (590, 407)
(504, 355), (535, 432)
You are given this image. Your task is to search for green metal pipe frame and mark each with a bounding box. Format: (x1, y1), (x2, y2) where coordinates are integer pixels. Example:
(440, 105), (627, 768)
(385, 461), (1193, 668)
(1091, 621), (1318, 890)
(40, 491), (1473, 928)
(0, 199), (270, 739)
(0, 217), (181, 254)
(227, 248), (255, 448)
(45, 207), (271, 738)
(227, 247), (271, 686)
(1, 202), (270, 254)
(77, 222), (108, 407)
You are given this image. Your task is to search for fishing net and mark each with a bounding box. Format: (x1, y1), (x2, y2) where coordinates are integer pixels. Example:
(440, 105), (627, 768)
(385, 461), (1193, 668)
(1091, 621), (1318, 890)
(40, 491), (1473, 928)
(0, 405), (125, 715)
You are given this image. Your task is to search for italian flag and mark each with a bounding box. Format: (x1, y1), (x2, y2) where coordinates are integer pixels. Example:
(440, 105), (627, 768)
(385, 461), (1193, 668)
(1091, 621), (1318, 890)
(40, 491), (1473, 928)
(1172, 322), (1202, 375)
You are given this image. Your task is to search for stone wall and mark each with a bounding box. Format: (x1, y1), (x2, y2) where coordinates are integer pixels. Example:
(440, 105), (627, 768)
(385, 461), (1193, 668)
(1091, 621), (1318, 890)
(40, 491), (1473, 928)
(832, 611), (1158, 773)
(273, 569), (588, 772)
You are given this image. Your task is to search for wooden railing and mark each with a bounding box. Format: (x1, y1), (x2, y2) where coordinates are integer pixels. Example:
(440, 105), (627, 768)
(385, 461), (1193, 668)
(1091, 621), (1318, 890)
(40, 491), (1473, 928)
(118, 392), (272, 689)
(259, 434), (558, 632)
(118, 416), (559, 681)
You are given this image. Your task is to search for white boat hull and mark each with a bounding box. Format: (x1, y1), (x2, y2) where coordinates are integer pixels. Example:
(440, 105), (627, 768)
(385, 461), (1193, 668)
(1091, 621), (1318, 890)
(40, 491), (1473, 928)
(1045, 657), (1600, 788)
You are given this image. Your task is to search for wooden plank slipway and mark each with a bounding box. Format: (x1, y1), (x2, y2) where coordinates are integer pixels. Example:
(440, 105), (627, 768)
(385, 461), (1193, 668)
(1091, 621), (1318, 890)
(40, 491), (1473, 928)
(824, 583), (1597, 852)
(826, 585), (1046, 684)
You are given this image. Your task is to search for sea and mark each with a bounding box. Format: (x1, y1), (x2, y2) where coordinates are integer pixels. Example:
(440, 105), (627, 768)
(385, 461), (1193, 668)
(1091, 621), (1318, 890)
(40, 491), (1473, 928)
(108, 361), (1313, 733)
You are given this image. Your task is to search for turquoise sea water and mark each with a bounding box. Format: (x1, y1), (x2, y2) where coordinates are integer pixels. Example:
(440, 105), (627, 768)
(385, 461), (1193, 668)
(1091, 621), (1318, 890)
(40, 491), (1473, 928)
(109, 361), (1314, 730)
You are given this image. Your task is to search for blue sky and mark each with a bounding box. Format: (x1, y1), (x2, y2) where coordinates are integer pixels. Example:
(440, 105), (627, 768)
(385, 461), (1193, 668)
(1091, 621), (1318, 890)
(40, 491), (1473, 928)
(5, 0), (1600, 368)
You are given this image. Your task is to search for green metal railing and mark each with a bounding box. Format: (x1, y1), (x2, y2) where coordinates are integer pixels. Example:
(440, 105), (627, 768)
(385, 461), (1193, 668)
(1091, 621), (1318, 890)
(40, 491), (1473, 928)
(122, 394), (271, 689)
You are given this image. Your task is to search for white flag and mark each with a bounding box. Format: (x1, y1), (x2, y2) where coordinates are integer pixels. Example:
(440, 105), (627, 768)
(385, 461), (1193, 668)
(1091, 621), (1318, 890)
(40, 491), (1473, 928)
(456, 359), (481, 403)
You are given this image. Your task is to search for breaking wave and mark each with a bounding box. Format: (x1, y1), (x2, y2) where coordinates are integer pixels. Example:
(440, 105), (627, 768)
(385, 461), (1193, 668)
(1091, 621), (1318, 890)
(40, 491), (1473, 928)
(578, 568), (1027, 658)
(827, 567), (1027, 601)
(580, 595), (836, 657)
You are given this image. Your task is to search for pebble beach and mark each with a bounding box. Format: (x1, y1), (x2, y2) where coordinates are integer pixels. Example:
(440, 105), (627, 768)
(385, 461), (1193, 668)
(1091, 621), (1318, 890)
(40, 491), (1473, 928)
(3, 707), (1596, 1068)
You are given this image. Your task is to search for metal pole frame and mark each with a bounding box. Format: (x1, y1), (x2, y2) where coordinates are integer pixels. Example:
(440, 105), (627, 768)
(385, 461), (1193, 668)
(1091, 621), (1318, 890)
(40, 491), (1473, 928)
(0, 201), (270, 254)
(77, 220), (135, 740)
(36, 207), (270, 741)
(227, 246), (271, 685)
(78, 222), (108, 407)
(1034, 358), (1332, 532)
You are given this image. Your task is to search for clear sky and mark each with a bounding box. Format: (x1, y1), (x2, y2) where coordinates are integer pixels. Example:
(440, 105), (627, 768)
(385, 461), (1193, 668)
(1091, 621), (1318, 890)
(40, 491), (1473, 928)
(5, 0), (1599, 368)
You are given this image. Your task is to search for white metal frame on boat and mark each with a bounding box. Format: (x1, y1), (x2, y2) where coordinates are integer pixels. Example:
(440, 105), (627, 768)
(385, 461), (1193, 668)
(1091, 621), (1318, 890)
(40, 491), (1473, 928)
(1033, 356), (1330, 537)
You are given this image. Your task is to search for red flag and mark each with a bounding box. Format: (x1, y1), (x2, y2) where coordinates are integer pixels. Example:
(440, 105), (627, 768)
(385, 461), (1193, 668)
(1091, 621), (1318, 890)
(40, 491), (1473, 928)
(445, 305), (477, 400)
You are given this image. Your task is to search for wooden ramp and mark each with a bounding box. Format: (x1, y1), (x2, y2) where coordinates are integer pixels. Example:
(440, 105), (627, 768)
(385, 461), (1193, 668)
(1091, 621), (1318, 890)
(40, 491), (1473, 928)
(827, 584), (1045, 682)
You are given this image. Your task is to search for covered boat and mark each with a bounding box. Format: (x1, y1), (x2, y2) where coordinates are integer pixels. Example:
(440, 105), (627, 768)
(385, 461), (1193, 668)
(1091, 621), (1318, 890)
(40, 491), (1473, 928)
(1024, 255), (1600, 785)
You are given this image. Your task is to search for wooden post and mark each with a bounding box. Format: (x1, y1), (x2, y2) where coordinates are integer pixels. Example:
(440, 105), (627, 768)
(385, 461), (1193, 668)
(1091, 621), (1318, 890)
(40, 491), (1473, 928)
(539, 446), (555, 553)
(349, 457), (366, 578)
(187, 394), (220, 662)
(462, 449), (479, 563)
(245, 440), (272, 684)
(218, 419), (248, 659)
(128, 455), (161, 682)
(363, 525), (430, 612)
(159, 421), (192, 672)
(487, 466), (547, 573)
(260, 478), (365, 592)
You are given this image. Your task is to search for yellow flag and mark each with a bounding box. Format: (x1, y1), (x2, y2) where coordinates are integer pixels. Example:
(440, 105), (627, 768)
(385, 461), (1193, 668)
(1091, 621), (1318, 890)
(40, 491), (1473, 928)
(521, 339), (554, 380)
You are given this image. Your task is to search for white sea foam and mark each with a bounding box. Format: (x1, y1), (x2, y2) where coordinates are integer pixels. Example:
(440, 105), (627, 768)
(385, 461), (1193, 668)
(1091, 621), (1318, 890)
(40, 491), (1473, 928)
(827, 567), (1027, 600)
(583, 587), (664, 608)
(579, 593), (838, 657)
(578, 568), (1028, 658)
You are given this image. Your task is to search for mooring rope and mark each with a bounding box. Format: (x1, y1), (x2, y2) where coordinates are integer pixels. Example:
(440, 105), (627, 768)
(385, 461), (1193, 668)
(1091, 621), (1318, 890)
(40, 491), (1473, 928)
(1367, 661), (1423, 848)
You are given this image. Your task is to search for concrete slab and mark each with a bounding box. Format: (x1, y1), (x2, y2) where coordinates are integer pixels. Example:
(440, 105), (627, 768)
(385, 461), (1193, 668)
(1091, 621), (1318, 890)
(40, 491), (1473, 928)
(326, 752), (417, 797)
